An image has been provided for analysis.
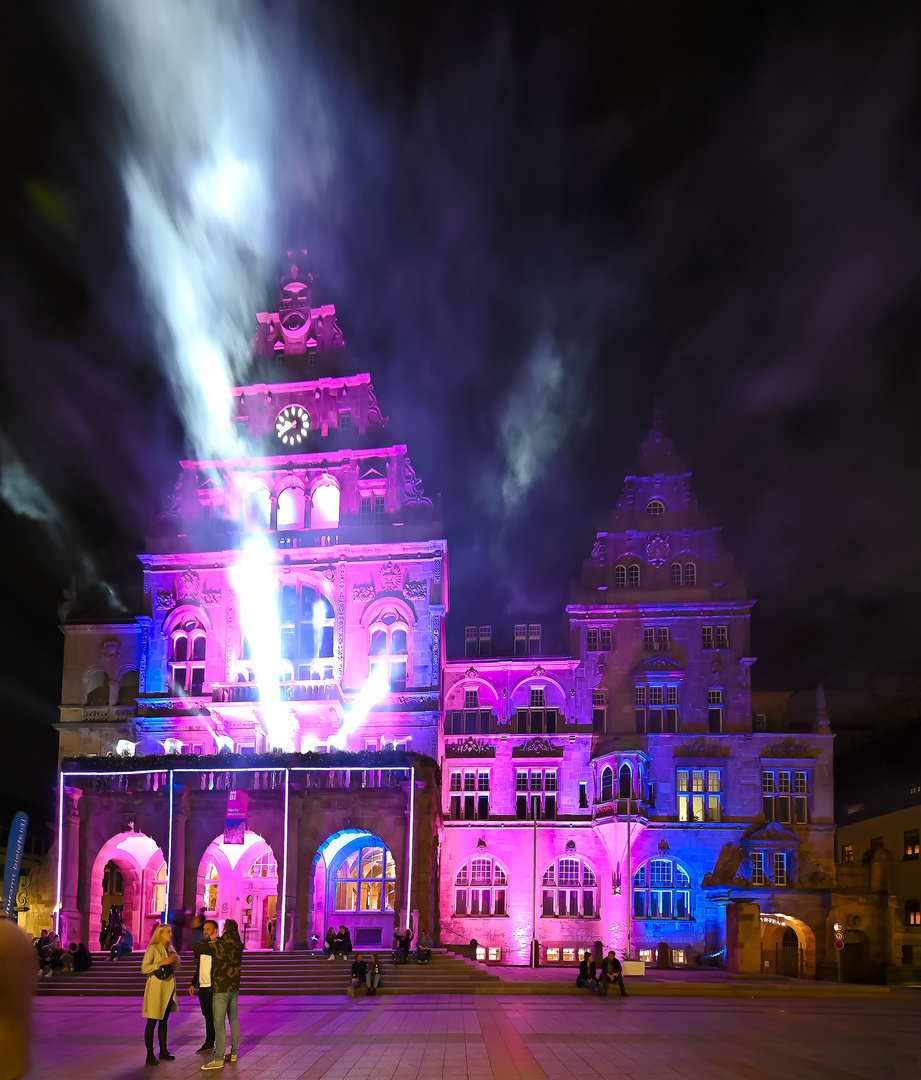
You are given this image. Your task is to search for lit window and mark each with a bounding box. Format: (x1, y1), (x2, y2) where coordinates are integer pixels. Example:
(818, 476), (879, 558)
(671, 949), (687, 965)
(751, 851), (765, 885)
(638, 949), (653, 963)
(646, 499), (665, 517)
(905, 830), (920, 859)
(840, 844), (854, 864)
(488, 947), (501, 961)
(277, 582), (335, 681)
(541, 857), (598, 918)
(454, 857), (508, 916)
(562, 948), (575, 963)
(632, 858), (693, 919)
(367, 609), (411, 690)
(334, 844), (397, 913)
(773, 852), (788, 886)
(546, 948), (560, 962)
(277, 486), (306, 530)
(906, 900), (921, 926)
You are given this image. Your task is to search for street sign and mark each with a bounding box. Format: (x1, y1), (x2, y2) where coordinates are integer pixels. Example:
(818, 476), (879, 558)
(834, 938), (845, 950)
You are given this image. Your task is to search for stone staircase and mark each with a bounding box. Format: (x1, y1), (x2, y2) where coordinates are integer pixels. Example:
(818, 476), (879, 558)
(36, 949), (579, 997)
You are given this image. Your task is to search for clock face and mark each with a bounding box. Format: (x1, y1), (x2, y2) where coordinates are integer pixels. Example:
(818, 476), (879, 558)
(275, 404), (310, 446)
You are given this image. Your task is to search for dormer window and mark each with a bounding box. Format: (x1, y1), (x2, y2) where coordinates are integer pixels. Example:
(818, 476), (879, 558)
(646, 499), (665, 517)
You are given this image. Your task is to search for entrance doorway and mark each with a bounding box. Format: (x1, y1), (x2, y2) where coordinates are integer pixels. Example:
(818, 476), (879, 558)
(312, 830), (398, 949)
(197, 831), (279, 950)
(759, 913), (816, 978)
(90, 832), (167, 950)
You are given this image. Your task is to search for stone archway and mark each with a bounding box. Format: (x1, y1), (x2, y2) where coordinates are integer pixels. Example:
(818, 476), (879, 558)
(760, 912), (816, 978)
(197, 831), (279, 950)
(89, 832), (167, 951)
(310, 829), (398, 950)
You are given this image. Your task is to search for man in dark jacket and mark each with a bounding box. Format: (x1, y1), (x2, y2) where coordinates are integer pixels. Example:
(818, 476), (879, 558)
(200, 920), (244, 1070)
(189, 919), (218, 1054)
(599, 951), (629, 997)
(348, 954), (367, 997)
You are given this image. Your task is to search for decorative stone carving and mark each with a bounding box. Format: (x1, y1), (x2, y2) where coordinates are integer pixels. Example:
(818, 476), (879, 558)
(403, 455), (432, 506)
(658, 839), (670, 853)
(565, 839), (576, 853)
(101, 637), (121, 659)
(465, 667), (479, 678)
(324, 566), (336, 581)
(761, 737), (813, 759)
(201, 589), (221, 606)
(646, 534), (670, 567)
(476, 838), (487, 850)
(515, 736), (562, 755)
(177, 569), (201, 602)
(352, 583), (375, 602)
(673, 736), (728, 757)
(532, 665), (546, 677)
(404, 579), (427, 600)
(155, 590), (173, 609)
(377, 559), (403, 593)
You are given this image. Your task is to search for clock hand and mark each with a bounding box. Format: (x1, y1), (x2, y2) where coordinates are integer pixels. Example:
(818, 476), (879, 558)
(279, 419), (296, 435)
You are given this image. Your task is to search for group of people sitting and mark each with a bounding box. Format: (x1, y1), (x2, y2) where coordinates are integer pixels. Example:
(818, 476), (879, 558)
(392, 927), (431, 965)
(34, 930), (93, 976)
(576, 949), (629, 997)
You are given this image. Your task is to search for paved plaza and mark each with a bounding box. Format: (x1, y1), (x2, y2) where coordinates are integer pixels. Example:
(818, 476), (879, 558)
(24, 993), (920, 1080)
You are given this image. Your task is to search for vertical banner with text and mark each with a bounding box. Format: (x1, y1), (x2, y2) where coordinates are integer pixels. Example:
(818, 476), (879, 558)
(2, 812), (29, 919)
(224, 790), (248, 845)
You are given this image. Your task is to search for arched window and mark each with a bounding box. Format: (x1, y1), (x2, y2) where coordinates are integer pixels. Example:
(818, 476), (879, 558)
(203, 861), (219, 909)
(84, 669), (110, 706)
(276, 487), (305, 530)
(116, 669), (139, 706)
(243, 487), (271, 532)
(310, 481), (340, 529)
(646, 499), (665, 517)
(541, 856), (598, 917)
(684, 562), (696, 586)
(334, 844), (397, 912)
(600, 766), (614, 803)
(169, 620), (207, 695)
(280, 583), (335, 680)
(618, 763), (632, 800)
(614, 565), (627, 589)
(633, 858), (693, 919)
(454, 856), (508, 916)
(247, 851), (278, 878)
(670, 563), (682, 586)
(628, 564), (640, 588)
(368, 610), (410, 691)
(151, 862), (167, 915)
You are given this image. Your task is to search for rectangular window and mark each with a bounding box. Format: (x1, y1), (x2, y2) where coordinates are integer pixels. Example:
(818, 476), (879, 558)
(450, 795), (461, 821)
(546, 708), (557, 734)
(463, 795), (475, 821)
(544, 794), (556, 820)
(635, 709), (646, 734)
(692, 769), (705, 792)
(544, 770), (557, 791)
(656, 626), (670, 652)
(648, 708), (664, 734)
(905, 830), (920, 859)
(677, 769), (689, 792)
(666, 686), (679, 706)
(562, 948), (576, 963)
(516, 770), (528, 792)
(794, 771), (808, 794)
(579, 781), (588, 809)
(671, 949), (687, 966)
(516, 708), (528, 734)
(530, 687), (546, 708)
(530, 795), (542, 821)
(514, 624), (527, 655)
(708, 770), (721, 793)
(600, 628), (612, 650)
(906, 900), (921, 926)
(795, 796), (809, 824)
(373, 495), (386, 525)
(702, 625), (714, 650)
(545, 948), (560, 962)
(465, 626), (478, 658)
(635, 685), (647, 707)
(477, 770), (490, 791)
(479, 626), (491, 656)
(530, 770), (543, 791)
(841, 844), (854, 864)
(360, 496), (372, 525)
(751, 851), (765, 885)
(762, 770), (775, 794)
(773, 852), (788, 886)
(708, 707), (723, 733)
(715, 625), (730, 649)
(464, 689), (479, 709)
(449, 771), (462, 792)
(666, 708), (679, 732)
(649, 686), (664, 706)
(708, 689), (724, 705)
(587, 629), (599, 652)
(516, 795), (527, 820)
(339, 410), (351, 431)
(754, 713), (767, 732)
(528, 624), (542, 654)
(643, 627), (656, 650)
(463, 771), (476, 791)
(455, 889), (467, 915)
(778, 770), (792, 793)
(477, 794), (490, 820)
(592, 689), (607, 733)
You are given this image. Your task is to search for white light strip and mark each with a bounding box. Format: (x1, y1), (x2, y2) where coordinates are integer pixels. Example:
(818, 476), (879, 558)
(165, 770), (174, 922)
(279, 769), (289, 953)
(54, 775), (65, 934)
(405, 766), (415, 921)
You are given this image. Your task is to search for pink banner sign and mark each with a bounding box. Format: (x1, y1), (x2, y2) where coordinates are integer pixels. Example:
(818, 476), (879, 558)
(224, 789), (248, 845)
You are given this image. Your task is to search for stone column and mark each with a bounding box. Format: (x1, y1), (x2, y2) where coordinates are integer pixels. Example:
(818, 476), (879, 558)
(60, 787), (83, 942)
(283, 790), (301, 950)
(726, 900), (761, 975)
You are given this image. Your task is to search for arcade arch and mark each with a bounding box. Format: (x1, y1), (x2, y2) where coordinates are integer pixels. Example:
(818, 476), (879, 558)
(310, 830), (398, 950)
(89, 831), (167, 950)
(759, 912), (816, 978)
(197, 831), (279, 949)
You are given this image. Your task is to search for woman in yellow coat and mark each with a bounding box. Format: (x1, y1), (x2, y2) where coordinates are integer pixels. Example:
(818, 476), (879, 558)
(0, 917), (35, 1080)
(141, 923), (181, 1067)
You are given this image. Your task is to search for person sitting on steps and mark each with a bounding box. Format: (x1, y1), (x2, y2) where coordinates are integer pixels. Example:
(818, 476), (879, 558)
(416, 929), (432, 965)
(348, 954), (367, 997)
(366, 954), (383, 995)
(598, 950), (629, 998)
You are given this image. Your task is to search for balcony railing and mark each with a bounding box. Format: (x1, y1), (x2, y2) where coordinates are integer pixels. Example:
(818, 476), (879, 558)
(593, 798), (646, 821)
(211, 680), (343, 704)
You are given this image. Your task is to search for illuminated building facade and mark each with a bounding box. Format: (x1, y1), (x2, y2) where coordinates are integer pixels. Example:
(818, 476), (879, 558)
(53, 262), (852, 976)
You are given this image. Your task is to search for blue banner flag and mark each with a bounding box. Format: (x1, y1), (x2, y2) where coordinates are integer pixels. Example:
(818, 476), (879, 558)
(2, 812), (29, 919)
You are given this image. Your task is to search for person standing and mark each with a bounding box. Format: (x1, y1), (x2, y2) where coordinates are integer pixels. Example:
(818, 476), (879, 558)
(189, 919), (219, 1055)
(365, 954), (383, 995)
(347, 954), (367, 997)
(0, 917), (36, 1080)
(141, 924), (180, 1067)
(598, 950), (629, 997)
(415, 929), (431, 965)
(200, 918), (244, 1071)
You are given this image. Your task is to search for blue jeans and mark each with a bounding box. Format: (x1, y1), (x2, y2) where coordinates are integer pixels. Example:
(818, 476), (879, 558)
(212, 991), (239, 1059)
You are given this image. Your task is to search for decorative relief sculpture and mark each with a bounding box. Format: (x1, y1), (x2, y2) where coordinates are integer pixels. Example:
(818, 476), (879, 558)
(445, 737), (494, 755)
(377, 559), (404, 593)
(516, 736), (561, 755)
(674, 736), (727, 757)
(178, 569), (202, 602)
(762, 736), (813, 758)
(155, 590), (174, 609)
(403, 456), (432, 506)
(646, 534), (670, 567)
(352, 583), (375, 602)
(101, 638), (121, 659)
(465, 667), (479, 678)
(565, 839), (577, 853)
(404, 579), (427, 600)
(532, 665), (546, 677)
(201, 589), (221, 607)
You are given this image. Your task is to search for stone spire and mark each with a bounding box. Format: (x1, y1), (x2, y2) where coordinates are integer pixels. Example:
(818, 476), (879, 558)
(815, 684), (831, 733)
(634, 406), (689, 477)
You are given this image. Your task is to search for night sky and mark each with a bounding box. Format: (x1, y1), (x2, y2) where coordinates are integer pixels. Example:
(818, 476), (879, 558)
(1, 1), (920, 820)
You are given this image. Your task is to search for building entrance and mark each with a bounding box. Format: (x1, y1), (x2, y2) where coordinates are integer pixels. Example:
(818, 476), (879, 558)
(197, 831), (279, 950)
(90, 832), (167, 951)
(312, 830), (398, 950)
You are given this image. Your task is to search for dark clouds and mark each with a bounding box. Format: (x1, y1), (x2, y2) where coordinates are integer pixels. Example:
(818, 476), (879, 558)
(1, 1), (920, 810)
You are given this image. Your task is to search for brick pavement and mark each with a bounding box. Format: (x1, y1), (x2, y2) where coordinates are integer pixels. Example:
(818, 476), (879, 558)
(24, 993), (920, 1080)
